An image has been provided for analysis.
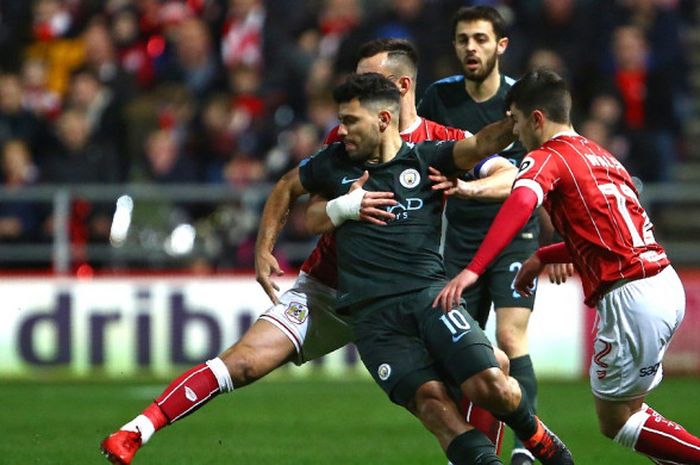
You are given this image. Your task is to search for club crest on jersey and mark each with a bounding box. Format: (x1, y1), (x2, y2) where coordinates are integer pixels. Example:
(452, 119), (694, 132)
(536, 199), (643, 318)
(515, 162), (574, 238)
(399, 168), (420, 189)
(378, 363), (392, 381)
(284, 302), (309, 325)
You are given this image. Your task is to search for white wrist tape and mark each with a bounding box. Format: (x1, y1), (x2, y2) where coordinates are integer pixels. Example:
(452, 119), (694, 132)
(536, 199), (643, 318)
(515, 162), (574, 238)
(325, 188), (366, 226)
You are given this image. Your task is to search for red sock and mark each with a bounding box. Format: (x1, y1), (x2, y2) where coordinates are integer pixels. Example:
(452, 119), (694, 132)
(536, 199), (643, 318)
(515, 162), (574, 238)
(146, 362), (222, 427)
(635, 413), (700, 463)
(461, 396), (505, 454)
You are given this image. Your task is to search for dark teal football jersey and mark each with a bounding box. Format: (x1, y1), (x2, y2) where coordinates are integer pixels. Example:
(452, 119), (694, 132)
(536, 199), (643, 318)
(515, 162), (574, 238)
(418, 74), (539, 250)
(298, 140), (458, 311)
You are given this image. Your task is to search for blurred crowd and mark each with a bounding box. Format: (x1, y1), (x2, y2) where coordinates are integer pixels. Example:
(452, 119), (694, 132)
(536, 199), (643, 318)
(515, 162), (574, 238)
(0, 0), (695, 271)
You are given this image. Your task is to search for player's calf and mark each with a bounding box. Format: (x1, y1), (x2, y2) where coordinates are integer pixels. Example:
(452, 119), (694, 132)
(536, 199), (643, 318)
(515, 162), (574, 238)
(614, 405), (700, 463)
(100, 358), (234, 464)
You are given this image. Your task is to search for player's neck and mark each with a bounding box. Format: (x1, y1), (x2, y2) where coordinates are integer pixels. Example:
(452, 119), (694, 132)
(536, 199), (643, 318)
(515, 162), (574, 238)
(464, 69), (501, 103)
(398, 94), (419, 132)
(370, 131), (403, 164)
(540, 123), (575, 145)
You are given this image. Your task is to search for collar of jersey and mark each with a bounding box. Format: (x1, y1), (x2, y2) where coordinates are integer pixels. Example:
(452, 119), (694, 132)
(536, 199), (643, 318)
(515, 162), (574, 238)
(363, 141), (412, 168)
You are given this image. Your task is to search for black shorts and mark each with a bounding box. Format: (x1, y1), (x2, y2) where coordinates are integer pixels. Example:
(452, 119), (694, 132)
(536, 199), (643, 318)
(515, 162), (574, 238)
(351, 285), (499, 406)
(447, 237), (538, 328)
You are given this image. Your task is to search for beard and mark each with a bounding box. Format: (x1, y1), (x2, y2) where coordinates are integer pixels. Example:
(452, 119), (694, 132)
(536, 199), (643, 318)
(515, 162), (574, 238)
(464, 51), (498, 83)
(345, 130), (381, 163)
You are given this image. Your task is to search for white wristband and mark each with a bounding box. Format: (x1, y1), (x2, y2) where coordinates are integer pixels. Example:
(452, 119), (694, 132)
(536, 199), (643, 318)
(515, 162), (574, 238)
(325, 188), (366, 226)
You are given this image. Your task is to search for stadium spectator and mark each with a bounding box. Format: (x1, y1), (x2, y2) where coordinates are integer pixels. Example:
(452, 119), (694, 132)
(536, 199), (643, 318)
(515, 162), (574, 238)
(20, 57), (61, 120)
(0, 139), (41, 244)
(601, 24), (680, 182)
(81, 20), (136, 101)
(66, 66), (129, 180)
(142, 128), (198, 185)
(0, 72), (54, 165)
(42, 108), (120, 242)
(110, 6), (155, 89)
(158, 16), (226, 100)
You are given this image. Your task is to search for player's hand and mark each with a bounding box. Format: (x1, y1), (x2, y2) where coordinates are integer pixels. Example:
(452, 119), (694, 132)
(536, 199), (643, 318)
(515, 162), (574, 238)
(545, 262), (574, 284)
(352, 170), (397, 225)
(429, 167), (460, 196)
(513, 255), (544, 297)
(255, 251), (284, 304)
(433, 268), (479, 312)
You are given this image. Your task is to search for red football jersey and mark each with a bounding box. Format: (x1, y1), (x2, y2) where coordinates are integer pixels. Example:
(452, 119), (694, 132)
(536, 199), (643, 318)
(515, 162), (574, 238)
(513, 131), (669, 306)
(302, 117), (470, 288)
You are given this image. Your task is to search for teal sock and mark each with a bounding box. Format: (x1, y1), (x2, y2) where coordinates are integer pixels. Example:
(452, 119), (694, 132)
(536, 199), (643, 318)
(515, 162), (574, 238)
(446, 430), (503, 465)
(509, 355), (538, 452)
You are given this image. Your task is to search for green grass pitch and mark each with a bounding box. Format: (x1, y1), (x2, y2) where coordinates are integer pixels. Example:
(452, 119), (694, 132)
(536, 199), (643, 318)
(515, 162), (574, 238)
(1, 376), (699, 464)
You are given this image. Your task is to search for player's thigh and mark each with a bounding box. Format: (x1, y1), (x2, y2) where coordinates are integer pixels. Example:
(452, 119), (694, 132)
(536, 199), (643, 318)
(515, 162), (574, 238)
(486, 239), (538, 311)
(591, 266), (685, 401)
(417, 286), (500, 388)
(219, 319), (295, 382)
(353, 293), (442, 407)
(300, 303), (353, 363)
(258, 272), (340, 364)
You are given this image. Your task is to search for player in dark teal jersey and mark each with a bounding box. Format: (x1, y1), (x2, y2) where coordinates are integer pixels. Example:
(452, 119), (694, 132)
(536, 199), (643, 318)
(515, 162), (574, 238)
(417, 8), (544, 464)
(283, 73), (574, 465)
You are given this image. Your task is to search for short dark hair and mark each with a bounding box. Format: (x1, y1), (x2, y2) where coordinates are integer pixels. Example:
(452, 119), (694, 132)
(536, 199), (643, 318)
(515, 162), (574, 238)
(358, 38), (419, 78)
(505, 69), (571, 124)
(332, 73), (401, 110)
(452, 6), (507, 40)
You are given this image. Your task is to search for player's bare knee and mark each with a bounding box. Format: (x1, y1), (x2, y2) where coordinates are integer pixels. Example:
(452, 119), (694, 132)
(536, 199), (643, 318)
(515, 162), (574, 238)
(413, 381), (450, 414)
(220, 344), (262, 386)
(412, 381), (465, 439)
(495, 328), (523, 357)
(598, 417), (624, 439)
(462, 368), (515, 414)
(494, 347), (510, 375)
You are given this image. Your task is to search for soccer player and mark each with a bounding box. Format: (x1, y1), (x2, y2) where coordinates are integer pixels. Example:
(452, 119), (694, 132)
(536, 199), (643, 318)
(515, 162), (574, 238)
(435, 69), (700, 465)
(418, 8), (542, 464)
(293, 72), (573, 465)
(100, 39), (512, 464)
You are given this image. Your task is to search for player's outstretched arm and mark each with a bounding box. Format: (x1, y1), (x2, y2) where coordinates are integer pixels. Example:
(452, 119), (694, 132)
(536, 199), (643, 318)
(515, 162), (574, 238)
(305, 171), (397, 234)
(255, 167), (308, 304)
(429, 157), (517, 201)
(451, 118), (515, 171)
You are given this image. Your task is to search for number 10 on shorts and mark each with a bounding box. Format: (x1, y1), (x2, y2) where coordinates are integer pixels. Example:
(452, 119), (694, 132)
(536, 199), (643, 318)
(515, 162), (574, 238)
(440, 310), (472, 336)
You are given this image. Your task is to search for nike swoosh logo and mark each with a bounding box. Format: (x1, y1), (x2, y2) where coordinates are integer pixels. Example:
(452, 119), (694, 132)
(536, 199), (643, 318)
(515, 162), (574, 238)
(452, 332), (470, 343)
(341, 176), (360, 184)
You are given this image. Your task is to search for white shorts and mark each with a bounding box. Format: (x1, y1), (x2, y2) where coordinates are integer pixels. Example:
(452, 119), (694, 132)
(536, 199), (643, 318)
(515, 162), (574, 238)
(259, 272), (352, 364)
(590, 266), (685, 401)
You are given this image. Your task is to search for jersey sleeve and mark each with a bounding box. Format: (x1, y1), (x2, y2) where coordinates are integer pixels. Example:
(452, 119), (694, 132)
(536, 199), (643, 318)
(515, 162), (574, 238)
(434, 124), (471, 141)
(298, 145), (336, 195)
(417, 140), (459, 176)
(511, 149), (560, 207)
(470, 154), (506, 179)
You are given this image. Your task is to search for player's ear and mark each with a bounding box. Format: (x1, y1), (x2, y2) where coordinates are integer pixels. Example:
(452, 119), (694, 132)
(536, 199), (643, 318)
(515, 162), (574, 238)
(396, 76), (411, 96)
(531, 109), (546, 129)
(378, 110), (392, 132)
(497, 36), (509, 56)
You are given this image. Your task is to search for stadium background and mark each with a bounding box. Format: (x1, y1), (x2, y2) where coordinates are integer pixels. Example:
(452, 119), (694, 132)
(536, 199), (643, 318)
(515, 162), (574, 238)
(1, 0), (700, 463)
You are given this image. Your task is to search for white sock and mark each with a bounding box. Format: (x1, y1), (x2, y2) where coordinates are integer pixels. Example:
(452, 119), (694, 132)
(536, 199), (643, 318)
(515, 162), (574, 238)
(121, 414), (156, 444)
(512, 447), (535, 460)
(206, 357), (235, 393)
(614, 409), (650, 449)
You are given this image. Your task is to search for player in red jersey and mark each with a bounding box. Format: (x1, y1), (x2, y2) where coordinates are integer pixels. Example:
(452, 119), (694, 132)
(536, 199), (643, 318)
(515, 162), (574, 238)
(100, 38), (514, 465)
(435, 69), (699, 465)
